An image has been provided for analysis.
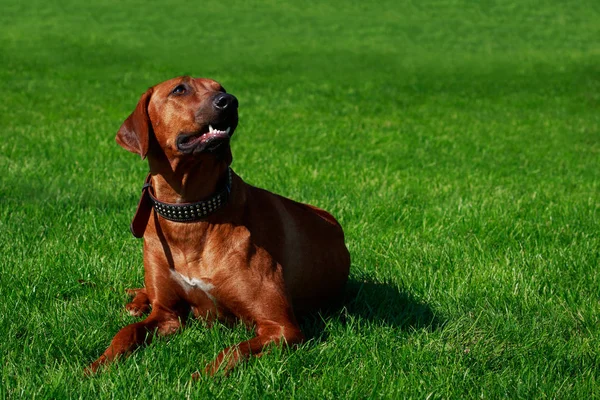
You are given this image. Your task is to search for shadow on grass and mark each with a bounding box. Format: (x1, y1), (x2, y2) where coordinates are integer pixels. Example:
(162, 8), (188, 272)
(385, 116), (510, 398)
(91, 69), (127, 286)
(300, 277), (444, 342)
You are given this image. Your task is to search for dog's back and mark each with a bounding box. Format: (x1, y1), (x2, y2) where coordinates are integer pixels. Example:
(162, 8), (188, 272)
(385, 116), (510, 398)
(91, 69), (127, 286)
(238, 178), (351, 313)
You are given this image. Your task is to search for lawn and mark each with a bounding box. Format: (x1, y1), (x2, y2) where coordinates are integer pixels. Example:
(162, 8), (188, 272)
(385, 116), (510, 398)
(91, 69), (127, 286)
(1, 0), (599, 398)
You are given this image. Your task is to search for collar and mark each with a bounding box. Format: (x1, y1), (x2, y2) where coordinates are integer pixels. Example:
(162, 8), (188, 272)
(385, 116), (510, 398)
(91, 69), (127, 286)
(129, 168), (233, 238)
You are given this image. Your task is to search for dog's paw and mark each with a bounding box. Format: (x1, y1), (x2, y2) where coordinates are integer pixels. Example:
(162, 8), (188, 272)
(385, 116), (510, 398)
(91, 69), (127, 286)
(125, 302), (149, 317)
(124, 287), (150, 316)
(84, 355), (107, 376)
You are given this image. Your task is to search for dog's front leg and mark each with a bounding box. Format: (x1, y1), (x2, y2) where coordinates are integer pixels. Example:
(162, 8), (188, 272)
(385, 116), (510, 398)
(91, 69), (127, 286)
(199, 320), (304, 377)
(85, 308), (183, 374)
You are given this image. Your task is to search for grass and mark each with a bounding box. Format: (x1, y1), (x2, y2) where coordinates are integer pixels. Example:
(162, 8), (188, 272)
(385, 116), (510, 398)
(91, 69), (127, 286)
(1, 0), (599, 398)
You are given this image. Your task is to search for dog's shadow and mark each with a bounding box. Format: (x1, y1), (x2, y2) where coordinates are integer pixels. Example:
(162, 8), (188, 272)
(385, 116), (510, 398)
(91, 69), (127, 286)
(300, 277), (443, 342)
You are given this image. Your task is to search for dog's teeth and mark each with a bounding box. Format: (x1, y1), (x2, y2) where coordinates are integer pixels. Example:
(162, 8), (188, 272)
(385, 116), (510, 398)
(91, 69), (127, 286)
(209, 125), (214, 133)
(225, 127), (231, 135)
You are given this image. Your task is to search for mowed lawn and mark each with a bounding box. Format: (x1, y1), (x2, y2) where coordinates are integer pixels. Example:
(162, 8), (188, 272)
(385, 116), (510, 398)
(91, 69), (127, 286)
(1, 0), (599, 398)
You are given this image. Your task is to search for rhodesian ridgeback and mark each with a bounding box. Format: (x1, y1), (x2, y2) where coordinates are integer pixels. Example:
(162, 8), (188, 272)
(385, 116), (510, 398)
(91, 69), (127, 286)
(86, 76), (350, 376)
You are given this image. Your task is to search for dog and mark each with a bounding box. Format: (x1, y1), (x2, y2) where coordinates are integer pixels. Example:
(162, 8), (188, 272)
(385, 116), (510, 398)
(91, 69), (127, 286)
(86, 77), (350, 376)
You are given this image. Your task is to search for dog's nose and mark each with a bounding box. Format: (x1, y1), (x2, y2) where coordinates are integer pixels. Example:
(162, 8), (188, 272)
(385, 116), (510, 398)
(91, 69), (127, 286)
(213, 93), (238, 111)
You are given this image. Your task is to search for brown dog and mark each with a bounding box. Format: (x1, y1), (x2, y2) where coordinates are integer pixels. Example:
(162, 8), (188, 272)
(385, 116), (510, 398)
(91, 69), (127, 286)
(87, 76), (350, 376)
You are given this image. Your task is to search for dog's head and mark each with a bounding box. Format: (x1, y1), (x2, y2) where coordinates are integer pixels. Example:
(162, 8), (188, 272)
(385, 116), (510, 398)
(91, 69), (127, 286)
(116, 76), (238, 162)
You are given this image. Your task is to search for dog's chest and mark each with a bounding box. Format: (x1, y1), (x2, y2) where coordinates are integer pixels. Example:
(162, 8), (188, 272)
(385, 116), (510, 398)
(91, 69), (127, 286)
(170, 269), (216, 302)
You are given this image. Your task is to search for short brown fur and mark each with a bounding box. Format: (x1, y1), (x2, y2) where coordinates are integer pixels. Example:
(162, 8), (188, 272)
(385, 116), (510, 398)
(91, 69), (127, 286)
(86, 77), (350, 376)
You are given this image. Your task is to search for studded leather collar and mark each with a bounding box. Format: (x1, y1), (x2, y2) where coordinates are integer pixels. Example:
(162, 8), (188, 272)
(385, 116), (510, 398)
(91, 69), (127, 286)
(129, 168), (232, 238)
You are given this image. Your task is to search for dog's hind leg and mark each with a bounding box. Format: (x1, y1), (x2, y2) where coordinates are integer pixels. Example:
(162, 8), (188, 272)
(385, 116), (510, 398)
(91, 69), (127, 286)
(125, 288), (150, 317)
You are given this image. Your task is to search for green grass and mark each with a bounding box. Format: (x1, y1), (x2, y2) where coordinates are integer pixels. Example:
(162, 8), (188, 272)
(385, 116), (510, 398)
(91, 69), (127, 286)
(1, 0), (599, 398)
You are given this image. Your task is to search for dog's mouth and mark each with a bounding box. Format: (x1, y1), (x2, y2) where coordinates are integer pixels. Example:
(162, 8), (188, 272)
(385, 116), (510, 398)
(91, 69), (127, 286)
(176, 123), (234, 154)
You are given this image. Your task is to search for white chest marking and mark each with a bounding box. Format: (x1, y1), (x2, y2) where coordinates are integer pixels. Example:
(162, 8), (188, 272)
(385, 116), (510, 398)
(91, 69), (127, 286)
(170, 270), (215, 301)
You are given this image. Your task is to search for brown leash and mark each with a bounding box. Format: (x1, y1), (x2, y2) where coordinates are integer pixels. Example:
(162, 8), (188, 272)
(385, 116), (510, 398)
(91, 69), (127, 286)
(130, 174), (153, 238)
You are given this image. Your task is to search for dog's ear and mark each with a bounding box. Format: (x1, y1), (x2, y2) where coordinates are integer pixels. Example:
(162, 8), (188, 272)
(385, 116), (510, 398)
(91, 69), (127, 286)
(116, 87), (154, 159)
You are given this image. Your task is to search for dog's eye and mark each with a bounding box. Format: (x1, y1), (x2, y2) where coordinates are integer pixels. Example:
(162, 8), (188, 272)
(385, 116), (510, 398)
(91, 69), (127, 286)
(171, 84), (187, 95)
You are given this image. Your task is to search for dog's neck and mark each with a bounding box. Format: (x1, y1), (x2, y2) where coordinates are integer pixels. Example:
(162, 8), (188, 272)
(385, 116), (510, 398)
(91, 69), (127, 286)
(148, 157), (230, 204)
